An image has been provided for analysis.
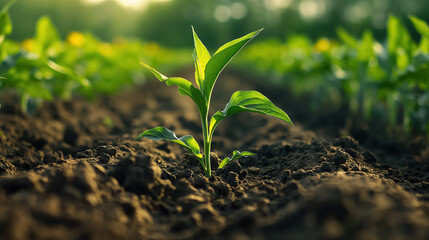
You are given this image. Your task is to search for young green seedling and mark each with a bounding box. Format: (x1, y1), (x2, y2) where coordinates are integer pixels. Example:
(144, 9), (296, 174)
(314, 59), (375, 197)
(135, 27), (293, 177)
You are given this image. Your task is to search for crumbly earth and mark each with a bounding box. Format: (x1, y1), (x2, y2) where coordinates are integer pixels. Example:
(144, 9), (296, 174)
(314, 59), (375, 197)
(0, 70), (428, 240)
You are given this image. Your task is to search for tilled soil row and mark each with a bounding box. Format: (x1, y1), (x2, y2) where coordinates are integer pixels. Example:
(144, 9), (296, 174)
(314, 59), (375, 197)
(0, 71), (428, 240)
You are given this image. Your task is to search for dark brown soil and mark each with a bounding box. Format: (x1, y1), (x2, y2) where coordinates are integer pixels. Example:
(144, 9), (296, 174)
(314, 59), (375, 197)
(0, 70), (428, 240)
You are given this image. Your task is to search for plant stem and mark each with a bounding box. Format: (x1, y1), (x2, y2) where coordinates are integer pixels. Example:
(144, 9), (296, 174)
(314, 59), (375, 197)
(20, 92), (29, 114)
(204, 137), (211, 177)
(202, 116), (211, 177)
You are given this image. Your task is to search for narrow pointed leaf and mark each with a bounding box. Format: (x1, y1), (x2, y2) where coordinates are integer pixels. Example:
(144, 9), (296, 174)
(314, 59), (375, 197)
(192, 49), (201, 87)
(0, 0), (16, 13)
(387, 15), (413, 55)
(397, 53), (429, 85)
(219, 150), (255, 169)
(192, 26), (210, 88)
(134, 126), (204, 165)
(47, 60), (90, 86)
(357, 30), (374, 62)
(34, 16), (60, 54)
(0, 11), (12, 36)
(0, 0), (15, 38)
(202, 29), (263, 99)
(336, 27), (357, 48)
(140, 62), (207, 116)
(410, 16), (429, 38)
(210, 91), (293, 136)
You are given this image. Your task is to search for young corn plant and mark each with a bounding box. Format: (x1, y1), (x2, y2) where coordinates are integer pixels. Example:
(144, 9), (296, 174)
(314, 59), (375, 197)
(135, 28), (293, 177)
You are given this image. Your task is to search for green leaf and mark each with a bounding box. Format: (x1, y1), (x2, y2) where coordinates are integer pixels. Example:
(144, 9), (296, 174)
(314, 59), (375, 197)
(140, 62), (207, 116)
(0, 129), (5, 140)
(387, 15), (413, 55)
(336, 27), (357, 48)
(209, 90), (293, 136)
(397, 53), (429, 85)
(419, 37), (429, 54)
(219, 150), (255, 169)
(22, 82), (53, 100)
(134, 126), (203, 165)
(0, 0), (15, 45)
(202, 29), (263, 99)
(357, 30), (374, 62)
(34, 16), (60, 54)
(410, 16), (429, 38)
(192, 26), (210, 88)
(46, 60), (90, 87)
(0, 11), (11, 36)
(409, 16), (429, 53)
(0, 0), (15, 14)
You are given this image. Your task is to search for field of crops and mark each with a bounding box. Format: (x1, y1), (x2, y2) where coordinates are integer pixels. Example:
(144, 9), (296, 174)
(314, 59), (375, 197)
(237, 15), (429, 137)
(1, 1), (428, 240)
(1, 2), (191, 113)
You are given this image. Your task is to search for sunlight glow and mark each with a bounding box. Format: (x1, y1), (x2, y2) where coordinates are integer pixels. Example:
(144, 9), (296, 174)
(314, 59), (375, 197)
(214, 5), (232, 22)
(264, 0), (292, 11)
(116, 0), (171, 8)
(214, 3), (247, 22)
(81, 0), (172, 9)
(231, 3), (247, 20)
(82, 0), (106, 4)
(299, 0), (326, 20)
(115, 0), (145, 8)
(344, 1), (371, 23)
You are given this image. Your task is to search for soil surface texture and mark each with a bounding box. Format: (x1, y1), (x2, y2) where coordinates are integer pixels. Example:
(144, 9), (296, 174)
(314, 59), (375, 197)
(0, 70), (428, 240)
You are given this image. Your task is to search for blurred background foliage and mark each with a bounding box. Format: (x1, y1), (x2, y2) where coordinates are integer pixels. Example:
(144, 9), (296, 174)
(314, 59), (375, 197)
(2, 0), (428, 136)
(9, 0), (429, 49)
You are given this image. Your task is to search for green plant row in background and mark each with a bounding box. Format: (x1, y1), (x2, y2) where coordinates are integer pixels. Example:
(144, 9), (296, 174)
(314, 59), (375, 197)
(1, 0), (428, 139)
(236, 15), (429, 138)
(0, 1), (191, 113)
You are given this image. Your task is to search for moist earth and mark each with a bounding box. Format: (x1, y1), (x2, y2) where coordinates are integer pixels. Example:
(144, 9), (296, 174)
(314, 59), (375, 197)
(0, 71), (428, 240)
